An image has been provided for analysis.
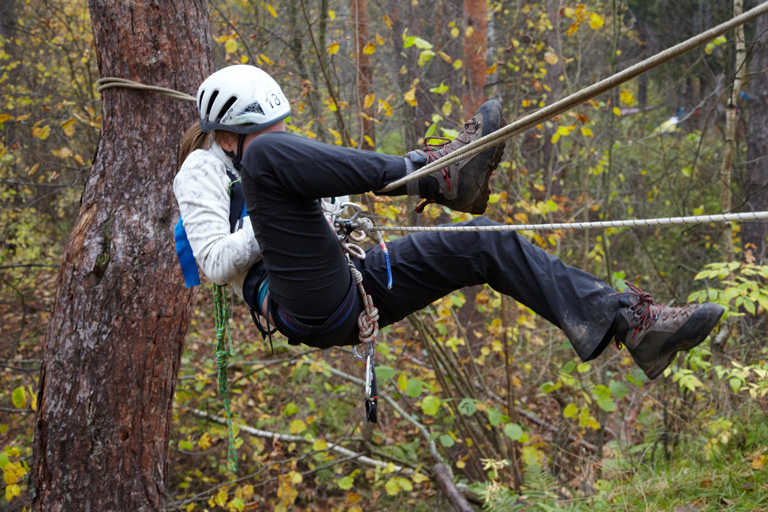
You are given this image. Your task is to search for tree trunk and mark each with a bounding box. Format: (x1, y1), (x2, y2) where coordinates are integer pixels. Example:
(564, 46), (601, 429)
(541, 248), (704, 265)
(0, 0), (16, 40)
(351, 0), (375, 150)
(743, 2), (768, 264)
(463, 0), (488, 115)
(719, 0), (746, 262)
(31, 2), (211, 511)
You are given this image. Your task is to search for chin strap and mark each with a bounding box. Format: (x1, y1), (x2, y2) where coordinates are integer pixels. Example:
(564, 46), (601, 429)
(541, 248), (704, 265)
(223, 134), (247, 172)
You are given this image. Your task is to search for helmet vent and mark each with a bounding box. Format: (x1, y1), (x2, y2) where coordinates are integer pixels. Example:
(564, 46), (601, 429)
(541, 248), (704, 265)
(205, 90), (219, 120)
(217, 96), (238, 122)
(244, 101), (264, 115)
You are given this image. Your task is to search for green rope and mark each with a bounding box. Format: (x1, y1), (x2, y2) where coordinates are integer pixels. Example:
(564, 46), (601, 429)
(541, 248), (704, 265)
(213, 283), (238, 472)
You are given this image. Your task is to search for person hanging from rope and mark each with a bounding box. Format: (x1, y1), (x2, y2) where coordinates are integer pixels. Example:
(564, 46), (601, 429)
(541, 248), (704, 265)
(174, 65), (724, 381)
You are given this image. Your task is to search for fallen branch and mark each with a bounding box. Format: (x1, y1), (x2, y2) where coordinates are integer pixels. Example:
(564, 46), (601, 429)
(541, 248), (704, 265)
(189, 408), (413, 474)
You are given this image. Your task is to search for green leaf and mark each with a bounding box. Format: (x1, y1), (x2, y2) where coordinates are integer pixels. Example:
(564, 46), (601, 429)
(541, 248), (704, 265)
(439, 434), (455, 447)
(488, 408), (502, 426)
(421, 395), (441, 416)
(283, 402), (298, 416)
(405, 379), (424, 398)
(597, 397), (617, 412)
(412, 37), (433, 50)
(230, 498), (245, 512)
(504, 423), (523, 441)
(12, 387), (26, 409)
(338, 475), (354, 490)
(403, 36), (417, 48)
(429, 82), (449, 94)
(609, 380), (628, 399)
(376, 365), (396, 381)
(563, 403), (578, 418)
(458, 398), (477, 416)
(562, 361), (576, 374)
(418, 50), (435, 67)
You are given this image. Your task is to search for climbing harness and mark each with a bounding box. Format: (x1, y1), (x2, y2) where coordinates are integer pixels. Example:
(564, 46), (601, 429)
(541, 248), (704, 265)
(330, 203), (392, 423)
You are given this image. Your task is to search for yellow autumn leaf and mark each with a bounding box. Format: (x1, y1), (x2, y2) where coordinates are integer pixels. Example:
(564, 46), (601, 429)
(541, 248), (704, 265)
(376, 34), (385, 45)
(364, 93), (375, 109)
(198, 432), (212, 449)
(62, 118), (76, 136)
(442, 101), (452, 116)
(453, 59), (463, 70)
(567, 22), (579, 36)
(225, 39), (237, 54)
(32, 125), (50, 140)
(56, 147), (73, 159)
(73, 154), (85, 165)
(289, 420), (307, 434)
(456, 460), (466, 469)
(439, 51), (452, 63)
(260, 54), (274, 66)
(486, 63), (497, 75)
(620, 88), (635, 105)
(544, 52), (559, 65)
(216, 35), (229, 43)
(240, 55), (249, 64)
(752, 454), (767, 470)
(328, 9), (336, 21)
(267, 4), (277, 17)
(581, 126), (594, 137)
(28, 163), (40, 177)
(589, 13), (604, 29)
(383, 14), (393, 30)
(465, 26), (475, 38)
(364, 135), (375, 148)
(612, 106), (622, 117)
(522, 99), (531, 107)
(403, 88), (418, 107)
(451, 27), (460, 38)
(412, 472), (430, 483)
(363, 43), (376, 55)
(327, 42), (340, 55)
(0, 113), (12, 124)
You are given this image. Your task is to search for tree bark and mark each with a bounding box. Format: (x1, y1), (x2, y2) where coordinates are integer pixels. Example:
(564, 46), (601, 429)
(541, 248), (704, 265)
(719, 0), (746, 262)
(743, 2), (768, 264)
(31, 2), (211, 511)
(463, 0), (488, 115)
(351, 0), (375, 150)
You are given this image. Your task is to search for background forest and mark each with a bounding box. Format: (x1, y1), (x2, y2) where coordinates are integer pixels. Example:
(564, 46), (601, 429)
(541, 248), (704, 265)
(2, 0), (768, 510)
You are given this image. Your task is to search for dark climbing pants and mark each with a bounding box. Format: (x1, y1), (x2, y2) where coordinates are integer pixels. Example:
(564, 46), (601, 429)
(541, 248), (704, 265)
(240, 132), (620, 361)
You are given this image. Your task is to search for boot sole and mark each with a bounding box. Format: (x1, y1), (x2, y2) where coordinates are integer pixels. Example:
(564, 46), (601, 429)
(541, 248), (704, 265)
(643, 304), (725, 380)
(468, 141), (506, 214)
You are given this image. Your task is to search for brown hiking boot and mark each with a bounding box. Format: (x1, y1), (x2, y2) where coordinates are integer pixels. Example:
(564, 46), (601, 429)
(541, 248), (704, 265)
(407, 100), (506, 214)
(614, 283), (724, 380)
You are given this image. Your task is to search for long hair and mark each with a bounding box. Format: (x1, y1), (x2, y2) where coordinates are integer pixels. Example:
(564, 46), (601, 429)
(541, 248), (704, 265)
(178, 122), (211, 164)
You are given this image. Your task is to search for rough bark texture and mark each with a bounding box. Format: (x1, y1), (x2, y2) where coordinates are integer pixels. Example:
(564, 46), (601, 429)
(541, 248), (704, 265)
(463, 0), (488, 115)
(351, 0), (374, 150)
(31, 2), (211, 511)
(743, 4), (768, 264)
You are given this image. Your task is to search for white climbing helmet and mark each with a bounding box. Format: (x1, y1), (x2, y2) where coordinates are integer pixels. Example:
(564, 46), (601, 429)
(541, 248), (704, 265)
(197, 65), (290, 134)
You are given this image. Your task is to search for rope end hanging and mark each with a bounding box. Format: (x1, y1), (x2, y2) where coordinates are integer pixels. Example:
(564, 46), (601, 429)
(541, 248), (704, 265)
(212, 283), (239, 473)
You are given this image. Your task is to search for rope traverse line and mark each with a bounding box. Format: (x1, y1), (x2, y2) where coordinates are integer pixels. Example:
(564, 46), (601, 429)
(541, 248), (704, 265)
(377, 1), (768, 194)
(370, 211), (768, 233)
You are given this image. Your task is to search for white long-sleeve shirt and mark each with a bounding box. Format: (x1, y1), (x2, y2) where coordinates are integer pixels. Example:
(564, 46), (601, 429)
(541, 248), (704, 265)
(173, 142), (347, 299)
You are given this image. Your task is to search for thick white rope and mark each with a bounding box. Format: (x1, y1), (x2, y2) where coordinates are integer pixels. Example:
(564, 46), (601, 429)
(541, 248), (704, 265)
(378, 1), (768, 193)
(370, 211), (768, 233)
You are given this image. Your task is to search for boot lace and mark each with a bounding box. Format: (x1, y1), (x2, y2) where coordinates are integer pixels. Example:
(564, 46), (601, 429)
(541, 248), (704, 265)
(422, 117), (481, 190)
(615, 282), (696, 348)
